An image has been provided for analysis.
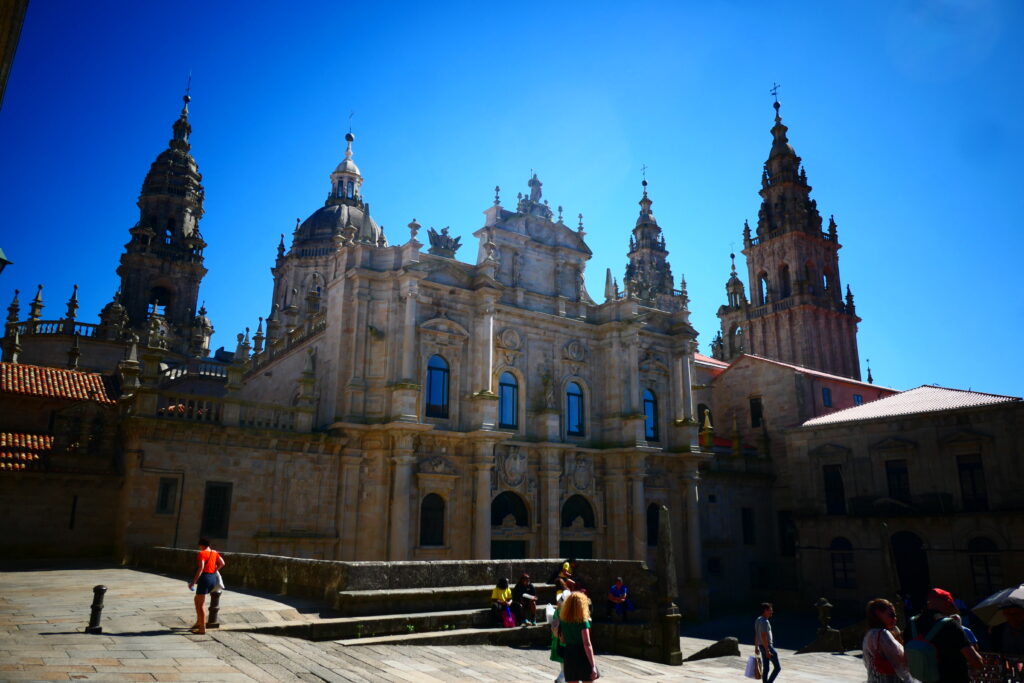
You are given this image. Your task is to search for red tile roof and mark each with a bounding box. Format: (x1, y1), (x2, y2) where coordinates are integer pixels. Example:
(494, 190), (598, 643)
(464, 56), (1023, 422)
(695, 353), (729, 369)
(0, 363), (115, 404)
(0, 432), (53, 472)
(802, 385), (1022, 427)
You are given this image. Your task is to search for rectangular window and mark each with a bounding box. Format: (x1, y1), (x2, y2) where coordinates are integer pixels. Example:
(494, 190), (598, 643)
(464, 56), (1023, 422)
(498, 376), (518, 429)
(885, 459), (911, 503)
(823, 465), (846, 515)
(749, 397), (763, 428)
(958, 454), (988, 512)
(741, 507), (755, 545)
(832, 551), (856, 589)
(566, 389), (584, 436)
(200, 481), (233, 538)
(822, 387), (832, 407)
(853, 394), (863, 406)
(155, 477), (178, 514)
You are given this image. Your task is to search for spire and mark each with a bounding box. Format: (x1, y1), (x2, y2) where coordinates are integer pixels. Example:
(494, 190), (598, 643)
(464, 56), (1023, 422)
(604, 268), (615, 301)
(623, 175), (674, 302)
(28, 284), (43, 321)
(6, 289), (19, 324)
(637, 178), (656, 225)
(65, 284), (79, 321)
(170, 91), (192, 152)
(329, 130), (364, 202)
(866, 358), (874, 385)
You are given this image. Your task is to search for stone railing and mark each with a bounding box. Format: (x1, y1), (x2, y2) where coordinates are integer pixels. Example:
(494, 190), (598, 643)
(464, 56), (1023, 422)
(248, 314), (327, 372)
(5, 320), (100, 337)
(162, 360), (228, 382)
(143, 390), (311, 432)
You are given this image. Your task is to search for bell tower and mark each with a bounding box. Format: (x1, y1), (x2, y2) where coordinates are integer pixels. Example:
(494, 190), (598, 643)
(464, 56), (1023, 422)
(116, 92), (207, 345)
(716, 100), (861, 379)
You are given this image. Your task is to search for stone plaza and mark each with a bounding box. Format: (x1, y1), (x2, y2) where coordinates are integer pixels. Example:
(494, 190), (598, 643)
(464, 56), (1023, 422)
(0, 565), (867, 682)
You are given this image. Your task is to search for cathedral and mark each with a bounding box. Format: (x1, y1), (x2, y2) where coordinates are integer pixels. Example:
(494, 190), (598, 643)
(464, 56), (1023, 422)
(2, 93), (1020, 615)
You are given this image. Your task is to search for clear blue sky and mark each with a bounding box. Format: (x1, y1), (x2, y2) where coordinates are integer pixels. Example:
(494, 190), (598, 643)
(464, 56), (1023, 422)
(2, 0), (1022, 396)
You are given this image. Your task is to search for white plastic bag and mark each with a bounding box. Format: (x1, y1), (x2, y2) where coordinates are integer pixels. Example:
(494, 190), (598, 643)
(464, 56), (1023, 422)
(214, 570), (226, 593)
(744, 655), (762, 679)
(541, 603), (555, 624)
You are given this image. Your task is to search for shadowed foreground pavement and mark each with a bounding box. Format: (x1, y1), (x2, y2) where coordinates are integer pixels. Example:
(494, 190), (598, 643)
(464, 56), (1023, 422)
(0, 565), (866, 681)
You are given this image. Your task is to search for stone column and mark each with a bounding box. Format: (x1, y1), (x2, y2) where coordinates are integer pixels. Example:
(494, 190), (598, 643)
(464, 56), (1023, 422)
(605, 459), (628, 558)
(628, 459), (647, 560)
(389, 446), (415, 561)
(626, 330), (640, 414)
(539, 448), (561, 557)
(336, 448), (362, 560)
(684, 471), (703, 581)
(680, 348), (694, 422)
(472, 443), (495, 558)
(401, 282), (418, 381)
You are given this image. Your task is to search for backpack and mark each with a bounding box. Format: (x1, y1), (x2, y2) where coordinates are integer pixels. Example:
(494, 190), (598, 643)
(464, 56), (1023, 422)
(906, 616), (951, 683)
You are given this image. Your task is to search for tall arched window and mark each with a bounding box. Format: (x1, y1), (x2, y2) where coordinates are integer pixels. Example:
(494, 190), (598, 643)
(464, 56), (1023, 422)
(498, 372), (518, 429)
(425, 355), (449, 418)
(729, 325), (744, 356)
(779, 264), (792, 298)
(566, 382), (584, 436)
(968, 537), (1001, 598)
(830, 537), (856, 589)
(646, 503), (661, 547)
(757, 273), (769, 305)
(346, 180), (354, 199)
(561, 494), (595, 528)
(419, 494), (445, 546)
(643, 389), (659, 441)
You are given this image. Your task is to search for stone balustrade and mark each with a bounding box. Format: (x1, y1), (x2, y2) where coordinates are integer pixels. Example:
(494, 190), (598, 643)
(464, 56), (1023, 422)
(147, 390), (310, 432)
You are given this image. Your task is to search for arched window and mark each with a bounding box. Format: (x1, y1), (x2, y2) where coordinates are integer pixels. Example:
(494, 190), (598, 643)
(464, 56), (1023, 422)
(425, 355), (449, 418)
(561, 494), (595, 528)
(757, 273), (769, 305)
(830, 537), (856, 589)
(491, 491), (529, 527)
(498, 372), (518, 429)
(419, 494), (445, 546)
(646, 503), (661, 547)
(779, 264), (792, 298)
(823, 268), (833, 293)
(565, 382), (584, 436)
(968, 537), (1001, 598)
(804, 261), (816, 294)
(729, 325), (744, 356)
(643, 389), (659, 441)
(346, 180), (354, 199)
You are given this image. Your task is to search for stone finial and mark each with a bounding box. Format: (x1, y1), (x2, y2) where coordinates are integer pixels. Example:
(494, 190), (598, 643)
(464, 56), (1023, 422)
(604, 268), (615, 301)
(6, 289), (19, 324)
(577, 213), (585, 235)
(277, 233), (286, 261)
(494, 185), (501, 206)
(65, 284), (80, 321)
(8, 326), (21, 363)
(67, 333), (81, 370)
(28, 284), (44, 321)
(557, 205), (563, 223)
(408, 218), (421, 242)
(253, 317), (265, 354)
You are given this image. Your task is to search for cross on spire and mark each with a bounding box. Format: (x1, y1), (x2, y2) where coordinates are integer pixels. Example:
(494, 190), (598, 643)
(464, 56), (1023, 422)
(770, 82), (781, 103)
(348, 110), (354, 134)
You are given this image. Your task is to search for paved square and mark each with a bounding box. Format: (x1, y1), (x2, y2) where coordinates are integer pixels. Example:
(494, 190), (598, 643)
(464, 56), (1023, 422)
(0, 565), (867, 681)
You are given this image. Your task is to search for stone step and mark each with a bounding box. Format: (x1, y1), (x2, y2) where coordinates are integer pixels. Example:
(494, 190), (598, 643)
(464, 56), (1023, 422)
(243, 607), (497, 641)
(333, 582), (558, 617)
(333, 622), (552, 647)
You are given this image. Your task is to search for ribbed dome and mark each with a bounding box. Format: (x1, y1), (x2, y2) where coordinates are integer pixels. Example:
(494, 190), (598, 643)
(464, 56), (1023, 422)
(295, 202), (386, 247)
(334, 157), (361, 175)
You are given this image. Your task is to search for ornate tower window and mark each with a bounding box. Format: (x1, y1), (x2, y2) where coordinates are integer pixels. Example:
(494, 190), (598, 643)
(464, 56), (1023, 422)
(425, 354), (450, 419)
(757, 273), (769, 305)
(565, 381), (584, 436)
(643, 388), (659, 441)
(498, 372), (518, 429)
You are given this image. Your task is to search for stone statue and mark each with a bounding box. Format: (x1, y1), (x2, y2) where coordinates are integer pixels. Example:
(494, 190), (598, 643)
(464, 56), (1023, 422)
(511, 252), (523, 287)
(575, 269), (585, 301)
(528, 173), (542, 202)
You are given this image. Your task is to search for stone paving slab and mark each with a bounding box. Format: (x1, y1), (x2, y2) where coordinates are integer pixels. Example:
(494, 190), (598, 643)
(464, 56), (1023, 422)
(0, 565), (868, 681)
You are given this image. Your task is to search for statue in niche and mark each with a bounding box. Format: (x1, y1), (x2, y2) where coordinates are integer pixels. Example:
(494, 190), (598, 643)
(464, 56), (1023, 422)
(575, 268), (585, 301)
(511, 252), (523, 287)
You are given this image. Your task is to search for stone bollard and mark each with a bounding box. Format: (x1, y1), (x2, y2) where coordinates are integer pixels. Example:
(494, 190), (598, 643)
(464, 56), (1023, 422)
(207, 591), (221, 628)
(85, 585), (107, 634)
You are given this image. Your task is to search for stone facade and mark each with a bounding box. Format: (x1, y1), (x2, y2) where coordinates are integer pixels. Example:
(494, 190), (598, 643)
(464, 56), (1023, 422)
(787, 396), (1024, 609)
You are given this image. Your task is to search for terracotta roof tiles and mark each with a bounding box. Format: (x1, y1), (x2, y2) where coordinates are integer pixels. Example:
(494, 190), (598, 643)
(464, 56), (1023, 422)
(0, 363), (115, 404)
(0, 432), (53, 472)
(802, 385), (1021, 427)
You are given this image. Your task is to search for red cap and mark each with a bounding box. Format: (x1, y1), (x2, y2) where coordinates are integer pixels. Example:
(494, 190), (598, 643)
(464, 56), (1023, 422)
(929, 588), (955, 603)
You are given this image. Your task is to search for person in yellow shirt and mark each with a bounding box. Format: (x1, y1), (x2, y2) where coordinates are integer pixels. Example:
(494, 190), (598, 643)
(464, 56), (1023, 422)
(491, 577), (513, 625)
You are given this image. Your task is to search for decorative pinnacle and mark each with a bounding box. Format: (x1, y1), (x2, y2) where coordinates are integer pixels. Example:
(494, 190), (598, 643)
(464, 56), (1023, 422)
(577, 213), (585, 233)
(494, 185), (501, 205)
(730, 252), (737, 275)
(557, 205), (563, 222)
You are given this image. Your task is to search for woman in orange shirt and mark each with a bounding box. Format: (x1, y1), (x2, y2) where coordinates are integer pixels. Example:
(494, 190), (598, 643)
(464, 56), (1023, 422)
(187, 537), (225, 634)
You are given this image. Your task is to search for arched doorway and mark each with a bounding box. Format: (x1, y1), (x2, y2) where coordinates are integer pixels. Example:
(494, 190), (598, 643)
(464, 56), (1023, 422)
(491, 491), (529, 559)
(560, 494), (595, 559)
(891, 531), (930, 610)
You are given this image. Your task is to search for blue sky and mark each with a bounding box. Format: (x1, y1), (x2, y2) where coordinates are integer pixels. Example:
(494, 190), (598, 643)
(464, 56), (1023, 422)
(2, 0), (1022, 395)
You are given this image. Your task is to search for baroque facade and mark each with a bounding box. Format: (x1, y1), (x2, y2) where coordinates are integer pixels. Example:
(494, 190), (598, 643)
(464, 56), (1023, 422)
(3, 94), (1020, 614)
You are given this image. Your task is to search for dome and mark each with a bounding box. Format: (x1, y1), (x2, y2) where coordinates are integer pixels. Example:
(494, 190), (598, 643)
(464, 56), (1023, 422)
(334, 157), (361, 175)
(295, 202), (386, 247)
